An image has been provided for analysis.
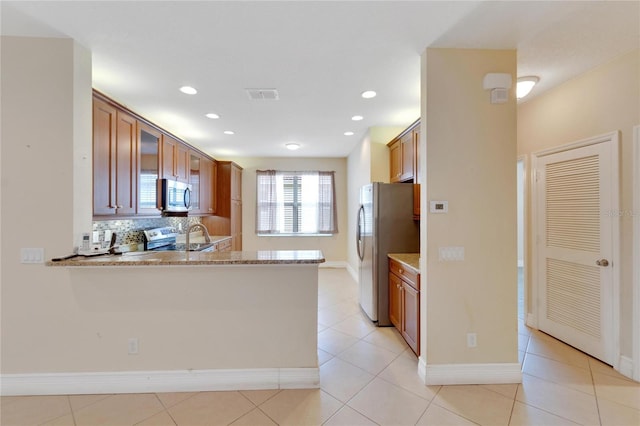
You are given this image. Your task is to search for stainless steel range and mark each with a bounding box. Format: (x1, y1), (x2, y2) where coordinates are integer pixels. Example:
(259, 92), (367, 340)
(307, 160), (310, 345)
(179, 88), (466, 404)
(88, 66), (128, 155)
(143, 227), (216, 252)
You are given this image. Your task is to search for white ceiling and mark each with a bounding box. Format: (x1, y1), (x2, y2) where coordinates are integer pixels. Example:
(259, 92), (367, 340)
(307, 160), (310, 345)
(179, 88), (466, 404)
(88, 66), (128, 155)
(2, 1), (638, 159)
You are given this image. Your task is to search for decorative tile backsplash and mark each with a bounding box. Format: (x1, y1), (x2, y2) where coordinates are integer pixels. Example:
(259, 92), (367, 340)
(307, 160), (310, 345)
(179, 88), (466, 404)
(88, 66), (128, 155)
(93, 216), (202, 249)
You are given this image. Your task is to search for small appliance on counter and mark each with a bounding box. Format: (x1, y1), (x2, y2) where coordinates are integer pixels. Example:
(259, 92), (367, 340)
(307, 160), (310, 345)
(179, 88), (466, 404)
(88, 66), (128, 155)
(143, 226), (216, 252)
(52, 232), (119, 261)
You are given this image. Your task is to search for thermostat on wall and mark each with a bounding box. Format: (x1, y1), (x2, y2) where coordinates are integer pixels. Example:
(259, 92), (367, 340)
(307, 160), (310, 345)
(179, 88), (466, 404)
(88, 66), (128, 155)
(430, 200), (448, 213)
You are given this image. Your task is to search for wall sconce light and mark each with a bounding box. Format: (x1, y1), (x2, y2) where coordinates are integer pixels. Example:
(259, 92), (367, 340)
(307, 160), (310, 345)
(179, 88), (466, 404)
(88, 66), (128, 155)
(483, 73), (513, 104)
(516, 76), (539, 99)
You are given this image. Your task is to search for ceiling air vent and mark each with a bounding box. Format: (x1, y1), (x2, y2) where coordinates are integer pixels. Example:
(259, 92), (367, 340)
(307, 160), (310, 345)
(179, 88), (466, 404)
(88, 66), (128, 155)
(246, 88), (279, 100)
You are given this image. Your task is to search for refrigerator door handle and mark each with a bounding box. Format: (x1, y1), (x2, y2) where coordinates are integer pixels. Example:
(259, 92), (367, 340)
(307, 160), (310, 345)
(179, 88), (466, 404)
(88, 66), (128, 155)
(357, 205), (365, 261)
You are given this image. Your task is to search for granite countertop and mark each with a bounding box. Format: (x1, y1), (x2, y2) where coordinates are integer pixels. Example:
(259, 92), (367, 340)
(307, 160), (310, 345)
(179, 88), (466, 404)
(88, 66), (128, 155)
(388, 253), (420, 274)
(47, 250), (325, 267)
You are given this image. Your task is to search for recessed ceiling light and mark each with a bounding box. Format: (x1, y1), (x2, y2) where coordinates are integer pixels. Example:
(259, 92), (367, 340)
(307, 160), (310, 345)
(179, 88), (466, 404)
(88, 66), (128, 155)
(179, 86), (197, 95)
(344, 131), (354, 136)
(361, 90), (377, 99)
(351, 115), (364, 121)
(205, 113), (220, 119)
(223, 130), (235, 135)
(285, 143), (300, 151)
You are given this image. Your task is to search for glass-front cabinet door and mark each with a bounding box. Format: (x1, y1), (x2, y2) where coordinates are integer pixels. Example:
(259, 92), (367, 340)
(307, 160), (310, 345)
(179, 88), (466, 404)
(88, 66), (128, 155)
(138, 123), (161, 215)
(190, 152), (201, 213)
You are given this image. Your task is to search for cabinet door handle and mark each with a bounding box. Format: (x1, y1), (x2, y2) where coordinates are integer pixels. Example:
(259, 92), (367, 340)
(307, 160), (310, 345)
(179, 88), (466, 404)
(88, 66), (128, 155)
(399, 268), (403, 274)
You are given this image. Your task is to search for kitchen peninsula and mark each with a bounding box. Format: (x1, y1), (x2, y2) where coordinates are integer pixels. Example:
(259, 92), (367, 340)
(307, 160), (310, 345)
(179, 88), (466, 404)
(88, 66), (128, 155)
(23, 250), (326, 395)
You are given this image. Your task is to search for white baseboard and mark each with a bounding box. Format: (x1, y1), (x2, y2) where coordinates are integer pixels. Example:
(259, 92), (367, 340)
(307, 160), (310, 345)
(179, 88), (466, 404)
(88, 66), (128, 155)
(418, 357), (427, 382)
(1, 367), (319, 396)
(318, 262), (359, 284)
(618, 355), (634, 381)
(280, 368), (320, 389)
(346, 264), (358, 283)
(423, 362), (522, 385)
(526, 313), (537, 329)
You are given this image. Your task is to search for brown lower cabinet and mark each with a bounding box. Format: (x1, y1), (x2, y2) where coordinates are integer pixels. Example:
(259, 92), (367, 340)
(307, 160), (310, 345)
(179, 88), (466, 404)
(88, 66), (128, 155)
(389, 258), (420, 356)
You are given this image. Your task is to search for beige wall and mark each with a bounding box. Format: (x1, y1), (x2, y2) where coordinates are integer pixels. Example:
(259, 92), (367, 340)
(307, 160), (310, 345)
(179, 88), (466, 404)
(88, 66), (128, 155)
(424, 48), (518, 365)
(225, 157), (348, 264)
(518, 49), (640, 358)
(1, 36), (91, 373)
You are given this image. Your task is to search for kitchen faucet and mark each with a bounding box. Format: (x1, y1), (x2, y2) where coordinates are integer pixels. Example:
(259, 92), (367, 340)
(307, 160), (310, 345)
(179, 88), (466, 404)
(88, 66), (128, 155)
(186, 223), (211, 250)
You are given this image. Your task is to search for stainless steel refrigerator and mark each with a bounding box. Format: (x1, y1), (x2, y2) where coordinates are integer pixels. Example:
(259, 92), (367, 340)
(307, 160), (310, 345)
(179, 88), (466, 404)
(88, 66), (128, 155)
(356, 183), (420, 326)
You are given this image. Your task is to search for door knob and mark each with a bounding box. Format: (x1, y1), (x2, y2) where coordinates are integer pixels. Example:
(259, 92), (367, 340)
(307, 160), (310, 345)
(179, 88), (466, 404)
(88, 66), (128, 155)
(596, 259), (609, 267)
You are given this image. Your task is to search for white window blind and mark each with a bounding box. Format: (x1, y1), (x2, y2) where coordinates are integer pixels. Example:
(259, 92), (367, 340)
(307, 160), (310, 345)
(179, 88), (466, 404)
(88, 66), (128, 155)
(139, 173), (158, 209)
(256, 170), (338, 235)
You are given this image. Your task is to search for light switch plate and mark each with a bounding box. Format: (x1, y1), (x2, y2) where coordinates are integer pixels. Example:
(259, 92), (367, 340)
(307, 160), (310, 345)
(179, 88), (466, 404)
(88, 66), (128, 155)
(438, 246), (464, 261)
(21, 248), (45, 264)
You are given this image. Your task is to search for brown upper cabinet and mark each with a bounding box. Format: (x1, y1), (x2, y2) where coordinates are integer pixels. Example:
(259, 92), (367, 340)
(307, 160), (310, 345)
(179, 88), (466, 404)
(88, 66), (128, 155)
(399, 131), (415, 181)
(162, 134), (189, 183)
(200, 156), (218, 215)
(388, 119), (421, 219)
(93, 90), (219, 218)
(93, 98), (137, 216)
(389, 139), (401, 182)
(189, 151), (218, 215)
(388, 119), (420, 183)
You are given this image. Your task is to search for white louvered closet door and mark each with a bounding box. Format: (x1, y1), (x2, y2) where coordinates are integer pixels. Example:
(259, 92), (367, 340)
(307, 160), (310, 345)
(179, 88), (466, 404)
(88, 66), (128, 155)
(536, 141), (613, 364)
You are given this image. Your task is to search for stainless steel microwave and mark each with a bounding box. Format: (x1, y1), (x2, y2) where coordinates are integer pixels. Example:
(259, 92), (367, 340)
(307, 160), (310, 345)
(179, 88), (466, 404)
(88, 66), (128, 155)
(158, 179), (192, 213)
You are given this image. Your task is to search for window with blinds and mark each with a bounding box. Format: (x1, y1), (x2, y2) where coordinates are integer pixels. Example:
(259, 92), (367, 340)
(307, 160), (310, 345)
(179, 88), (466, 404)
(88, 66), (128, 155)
(256, 170), (338, 235)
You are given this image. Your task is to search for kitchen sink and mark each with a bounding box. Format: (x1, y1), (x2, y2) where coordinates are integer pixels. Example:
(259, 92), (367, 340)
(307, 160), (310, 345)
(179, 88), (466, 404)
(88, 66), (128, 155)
(174, 242), (216, 252)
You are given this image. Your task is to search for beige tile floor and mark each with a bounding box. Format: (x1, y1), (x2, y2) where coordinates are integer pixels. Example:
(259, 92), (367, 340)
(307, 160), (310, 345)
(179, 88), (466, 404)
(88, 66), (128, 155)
(2, 267), (639, 425)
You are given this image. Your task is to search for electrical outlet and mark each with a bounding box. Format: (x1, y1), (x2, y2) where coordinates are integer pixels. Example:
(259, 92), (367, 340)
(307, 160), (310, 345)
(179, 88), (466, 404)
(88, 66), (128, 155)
(467, 333), (477, 348)
(128, 338), (139, 355)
